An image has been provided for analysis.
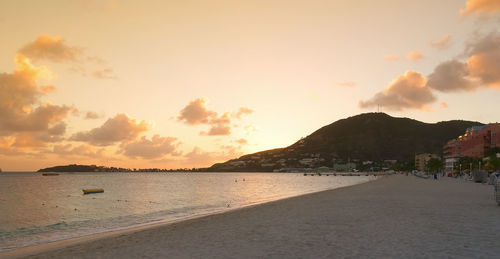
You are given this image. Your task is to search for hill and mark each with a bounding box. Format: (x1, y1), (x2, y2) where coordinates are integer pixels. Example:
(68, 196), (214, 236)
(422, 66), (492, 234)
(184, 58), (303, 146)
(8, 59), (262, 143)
(37, 164), (131, 172)
(208, 113), (482, 172)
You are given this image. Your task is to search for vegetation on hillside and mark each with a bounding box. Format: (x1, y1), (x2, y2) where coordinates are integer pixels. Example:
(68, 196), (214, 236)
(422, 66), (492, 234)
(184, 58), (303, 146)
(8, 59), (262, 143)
(209, 113), (482, 172)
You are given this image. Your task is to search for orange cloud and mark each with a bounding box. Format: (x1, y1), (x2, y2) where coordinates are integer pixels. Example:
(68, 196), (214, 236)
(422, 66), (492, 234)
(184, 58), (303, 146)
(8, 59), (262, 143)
(12, 133), (46, 148)
(40, 85), (57, 95)
(427, 32), (500, 91)
(14, 54), (54, 81)
(384, 55), (399, 62)
(407, 50), (423, 61)
(84, 111), (101, 119)
(429, 35), (452, 49)
(92, 68), (117, 80)
(202, 112), (232, 136)
(233, 107), (254, 119)
(120, 135), (180, 159)
(177, 98), (216, 125)
(359, 71), (436, 111)
(52, 144), (108, 159)
(465, 32), (500, 88)
(461, 0), (500, 16)
(235, 138), (248, 145)
(19, 34), (116, 80)
(201, 124), (231, 136)
(70, 113), (149, 146)
(467, 53), (500, 88)
(440, 102), (449, 109)
(1, 55), (70, 143)
(19, 34), (81, 63)
(178, 98), (252, 136)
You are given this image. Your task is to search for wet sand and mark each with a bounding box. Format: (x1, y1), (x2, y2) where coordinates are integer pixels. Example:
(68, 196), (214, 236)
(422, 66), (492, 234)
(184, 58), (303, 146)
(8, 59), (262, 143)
(3, 175), (500, 258)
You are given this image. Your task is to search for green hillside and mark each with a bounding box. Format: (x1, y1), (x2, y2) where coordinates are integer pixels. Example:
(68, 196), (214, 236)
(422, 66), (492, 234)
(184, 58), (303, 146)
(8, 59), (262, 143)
(208, 113), (482, 171)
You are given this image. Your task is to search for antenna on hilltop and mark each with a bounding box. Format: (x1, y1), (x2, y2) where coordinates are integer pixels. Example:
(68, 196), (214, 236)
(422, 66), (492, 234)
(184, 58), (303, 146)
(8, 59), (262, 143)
(377, 104), (380, 113)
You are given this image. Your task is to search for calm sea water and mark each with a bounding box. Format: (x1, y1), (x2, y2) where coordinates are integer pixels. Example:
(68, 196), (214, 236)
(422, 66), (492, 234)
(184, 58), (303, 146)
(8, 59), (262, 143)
(0, 172), (374, 251)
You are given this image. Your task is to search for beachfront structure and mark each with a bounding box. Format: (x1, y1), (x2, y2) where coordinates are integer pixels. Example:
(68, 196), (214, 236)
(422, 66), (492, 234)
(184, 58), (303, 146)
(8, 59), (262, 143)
(444, 157), (459, 173)
(444, 123), (500, 159)
(414, 153), (440, 171)
(333, 162), (356, 171)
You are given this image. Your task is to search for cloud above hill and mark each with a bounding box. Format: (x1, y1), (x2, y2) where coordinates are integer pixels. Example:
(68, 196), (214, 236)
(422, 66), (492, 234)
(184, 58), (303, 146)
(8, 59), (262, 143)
(177, 98), (216, 125)
(427, 32), (500, 91)
(120, 135), (181, 159)
(70, 113), (149, 146)
(361, 32), (500, 111)
(426, 60), (476, 92)
(359, 71), (436, 111)
(178, 98), (253, 136)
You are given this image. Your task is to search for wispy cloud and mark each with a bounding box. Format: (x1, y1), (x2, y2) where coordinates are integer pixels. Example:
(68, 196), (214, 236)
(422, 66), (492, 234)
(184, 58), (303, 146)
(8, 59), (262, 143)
(384, 55), (399, 62)
(19, 34), (116, 80)
(92, 68), (117, 80)
(334, 81), (356, 87)
(429, 34), (452, 49)
(84, 111), (101, 120)
(19, 34), (82, 63)
(407, 50), (423, 61)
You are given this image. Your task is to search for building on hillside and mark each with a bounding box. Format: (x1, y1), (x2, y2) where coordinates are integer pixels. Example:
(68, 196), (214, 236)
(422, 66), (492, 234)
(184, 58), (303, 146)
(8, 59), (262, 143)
(333, 162), (356, 172)
(414, 153), (440, 171)
(444, 123), (500, 159)
(443, 123), (500, 172)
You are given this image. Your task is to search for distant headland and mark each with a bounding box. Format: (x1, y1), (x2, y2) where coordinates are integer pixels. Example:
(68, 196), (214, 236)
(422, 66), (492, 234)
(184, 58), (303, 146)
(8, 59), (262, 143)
(37, 164), (203, 173)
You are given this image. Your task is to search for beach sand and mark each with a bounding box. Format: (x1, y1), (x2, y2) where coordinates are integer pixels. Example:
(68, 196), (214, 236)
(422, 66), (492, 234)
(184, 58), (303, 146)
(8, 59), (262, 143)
(4, 175), (500, 258)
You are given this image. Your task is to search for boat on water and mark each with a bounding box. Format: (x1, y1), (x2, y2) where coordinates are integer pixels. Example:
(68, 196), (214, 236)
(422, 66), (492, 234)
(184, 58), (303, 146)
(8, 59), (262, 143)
(82, 188), (104, 194)
(42, 173), (59, 176)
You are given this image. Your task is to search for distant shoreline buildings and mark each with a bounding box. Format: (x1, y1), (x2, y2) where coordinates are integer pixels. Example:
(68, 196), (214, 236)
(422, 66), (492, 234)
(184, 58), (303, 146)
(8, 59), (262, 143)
(443, 123), (500, 172)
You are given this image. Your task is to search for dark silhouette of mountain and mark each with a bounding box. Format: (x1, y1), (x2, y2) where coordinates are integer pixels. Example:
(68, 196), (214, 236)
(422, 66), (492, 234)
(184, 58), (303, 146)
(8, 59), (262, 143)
(208, 113), (482, 171)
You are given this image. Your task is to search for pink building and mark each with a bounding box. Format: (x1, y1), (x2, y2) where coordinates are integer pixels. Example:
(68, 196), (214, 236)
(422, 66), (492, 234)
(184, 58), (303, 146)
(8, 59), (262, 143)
(444, 123), (500, 159)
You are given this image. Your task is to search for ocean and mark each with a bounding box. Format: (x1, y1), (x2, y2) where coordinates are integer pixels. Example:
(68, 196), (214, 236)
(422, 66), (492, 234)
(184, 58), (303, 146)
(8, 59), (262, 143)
(0, 172), (374, 251)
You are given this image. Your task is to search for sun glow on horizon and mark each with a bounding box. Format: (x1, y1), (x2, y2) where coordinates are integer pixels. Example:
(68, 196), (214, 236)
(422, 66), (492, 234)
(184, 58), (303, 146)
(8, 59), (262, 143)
(0, 0), (500, 170)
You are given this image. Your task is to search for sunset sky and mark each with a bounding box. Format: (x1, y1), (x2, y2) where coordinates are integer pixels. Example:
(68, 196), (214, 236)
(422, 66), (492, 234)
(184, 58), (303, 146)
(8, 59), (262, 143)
(1, 0), (500, 171)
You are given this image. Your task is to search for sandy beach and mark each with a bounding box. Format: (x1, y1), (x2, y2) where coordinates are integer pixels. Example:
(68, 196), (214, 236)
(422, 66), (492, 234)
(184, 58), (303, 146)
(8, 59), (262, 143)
(3, 175), (500, 258)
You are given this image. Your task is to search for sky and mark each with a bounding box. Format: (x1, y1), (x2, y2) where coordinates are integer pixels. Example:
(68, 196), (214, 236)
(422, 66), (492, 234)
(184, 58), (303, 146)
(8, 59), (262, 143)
(1, 0), (500, 171)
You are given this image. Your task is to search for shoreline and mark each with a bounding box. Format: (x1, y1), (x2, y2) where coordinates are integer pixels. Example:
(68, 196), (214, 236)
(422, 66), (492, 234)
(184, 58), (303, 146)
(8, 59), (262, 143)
(3, 175), (500, 258)
(0, 175), (379, 258)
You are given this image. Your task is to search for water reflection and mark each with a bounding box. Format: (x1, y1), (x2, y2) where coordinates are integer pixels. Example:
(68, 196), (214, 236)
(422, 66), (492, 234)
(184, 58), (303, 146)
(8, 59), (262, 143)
(0, 172), (374, 250)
